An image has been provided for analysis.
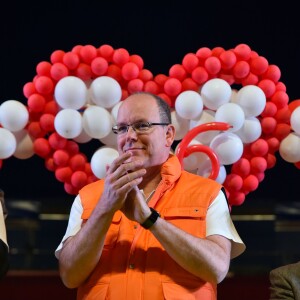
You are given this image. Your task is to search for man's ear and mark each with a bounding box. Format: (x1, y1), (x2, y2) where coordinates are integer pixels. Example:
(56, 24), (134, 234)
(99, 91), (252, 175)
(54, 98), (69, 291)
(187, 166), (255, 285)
(165, 125), (175, 147)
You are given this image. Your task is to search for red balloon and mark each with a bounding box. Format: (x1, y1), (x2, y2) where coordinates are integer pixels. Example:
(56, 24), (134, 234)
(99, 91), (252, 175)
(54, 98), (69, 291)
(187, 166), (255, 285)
(36, 61), (52, 76)
(233, 44), (251, 60)
(55, 166), (73, 183)
(45, 157), (56, 172)
(219, 50), (237, 70)
(98, 44), (114, 61)
(129, 54), (144, 70)
(262, 65), (281, 82)
(243, 174), (259, 193)
(261, 117), (277, 134)
(33, 138), (52, 158)
(138, 69), (153, 82)
(250, 157), (267, 173)
(91, 57), (108, 76)
(34, 76), (54, 95)
(63, 52), (80, 70)
(181, 78), (199, 92)
(271, 91), (289, 109)
(164, 78), (182, 96)
(50, 62), (69, 81)
(241, 72), (258, 86)
(48, 132), (67, 150)
(228, 191), (246, 206)
(75, 63), (92, 81)
(258, 79), (276, 98)
(71, 170), (88, 189)
(195, 47), (212, 63)
(106, 64), (122, 81)
(250, 56), (269, 75)
(113, 48), (130, 66)
(23, 82), (37, 98)
(204, 56), (221, 75)
(191, 67), (209, 84)
(50, 50), (65, 63)
(122, 62), (140, 80)
(233, 61), (250, 79)
(169, 64), (187, 81)
(69, 153), (87, 171)
(28, 94), (46, 113)
(224, 174), (243, 191)
(288, 99), (300, 113)
(182, 53), (199, 73)
(27, 121), (46, 139)
(144, 81), (159, 94)
(53, 149), (70, 167)
(231, 158), (251, 178)
(65, 140), (79, 156)
(250, 139), (269, 156)
(261, 101), (277, 117)
(39, 113), (55, 132)
(79, 45), (97, 64)
(127, 79), (144, 93)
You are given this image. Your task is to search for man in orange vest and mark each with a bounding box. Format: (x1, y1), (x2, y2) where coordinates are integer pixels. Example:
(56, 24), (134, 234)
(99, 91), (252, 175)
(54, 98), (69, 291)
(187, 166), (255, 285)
(55, 92), (245, 299)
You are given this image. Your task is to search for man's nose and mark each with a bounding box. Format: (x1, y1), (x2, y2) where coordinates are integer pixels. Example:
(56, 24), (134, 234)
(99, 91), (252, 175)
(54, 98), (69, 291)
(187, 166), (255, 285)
(126, 125), (138, 138)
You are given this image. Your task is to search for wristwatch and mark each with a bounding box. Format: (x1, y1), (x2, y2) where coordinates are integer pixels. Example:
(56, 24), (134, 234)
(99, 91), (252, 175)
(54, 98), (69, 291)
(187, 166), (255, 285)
(140, 207), (160, 229)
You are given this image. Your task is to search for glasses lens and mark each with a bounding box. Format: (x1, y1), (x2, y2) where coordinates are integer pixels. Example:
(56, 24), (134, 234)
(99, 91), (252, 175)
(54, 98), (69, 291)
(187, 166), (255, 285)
(134, 122), (150, 132)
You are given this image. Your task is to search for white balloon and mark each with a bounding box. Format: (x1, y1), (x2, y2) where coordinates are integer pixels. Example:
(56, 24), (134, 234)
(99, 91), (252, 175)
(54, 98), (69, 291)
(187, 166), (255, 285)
(171, 110), (190, 141)
(175, 139), (208, 171)
(99, 130), (118, 147)
(54, 109), (83, 139)
(279, 133), (300, 163)
(190, 109), (219, 145)
(215, 102), (245, 132)
(201, 78), (232, 110)
(90, 76), (122, 109)
(210, 132), (244, 165)
(0, 100), (29, 132)
(73, 128), (92, 143)
(197, 160), (226, 184)
(91, 146), (119, 178)
(235, 85), (266, 117)
(236, 117), (262, 143)
(110, 101), (123, 123)
(82, 105), (112, 139)
(54, 76), (88, 109)
(13, 129), (34, 159)
(0, 128), (17, 159)
(175, 90), (203, 120)
(290, 106), (300, 135)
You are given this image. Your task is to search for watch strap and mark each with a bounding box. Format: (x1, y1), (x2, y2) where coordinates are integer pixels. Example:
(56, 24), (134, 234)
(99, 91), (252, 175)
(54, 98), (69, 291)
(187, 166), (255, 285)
(140, 207), (160, 229)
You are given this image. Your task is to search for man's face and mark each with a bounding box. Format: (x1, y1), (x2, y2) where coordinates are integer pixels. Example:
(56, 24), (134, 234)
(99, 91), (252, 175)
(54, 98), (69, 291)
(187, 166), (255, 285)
(116, 94), (173, 169)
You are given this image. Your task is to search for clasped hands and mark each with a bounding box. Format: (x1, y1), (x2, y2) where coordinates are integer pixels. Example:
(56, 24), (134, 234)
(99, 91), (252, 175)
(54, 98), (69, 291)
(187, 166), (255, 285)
(101, 152), (152, 224)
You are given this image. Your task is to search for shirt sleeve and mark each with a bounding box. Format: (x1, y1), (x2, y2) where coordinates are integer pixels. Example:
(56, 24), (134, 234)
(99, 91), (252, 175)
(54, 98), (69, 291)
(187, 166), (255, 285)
(0, 203), (8, 248)
(206, 190), (246, 259)
(55, 195), (83, 259)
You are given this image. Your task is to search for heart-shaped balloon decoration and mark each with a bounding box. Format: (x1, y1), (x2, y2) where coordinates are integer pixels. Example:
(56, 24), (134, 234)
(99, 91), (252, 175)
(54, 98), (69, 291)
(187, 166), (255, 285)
(1, 43), (300, 208)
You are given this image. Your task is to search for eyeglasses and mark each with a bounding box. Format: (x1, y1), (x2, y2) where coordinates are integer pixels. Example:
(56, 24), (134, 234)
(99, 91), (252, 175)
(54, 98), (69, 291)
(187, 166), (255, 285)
(112, 121), (169, 135)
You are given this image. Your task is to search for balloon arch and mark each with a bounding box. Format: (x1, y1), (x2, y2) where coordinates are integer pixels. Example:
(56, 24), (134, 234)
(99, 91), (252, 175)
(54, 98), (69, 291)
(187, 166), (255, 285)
(0, 43), (300, 208)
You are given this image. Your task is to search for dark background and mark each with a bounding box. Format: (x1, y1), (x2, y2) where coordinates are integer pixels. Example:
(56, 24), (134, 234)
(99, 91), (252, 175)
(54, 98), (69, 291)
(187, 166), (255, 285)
(0, 1), (299, 209)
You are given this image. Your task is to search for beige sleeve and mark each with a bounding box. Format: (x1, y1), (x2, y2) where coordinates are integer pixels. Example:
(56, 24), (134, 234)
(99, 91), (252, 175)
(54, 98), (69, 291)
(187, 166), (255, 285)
(0, 203), (7, 246)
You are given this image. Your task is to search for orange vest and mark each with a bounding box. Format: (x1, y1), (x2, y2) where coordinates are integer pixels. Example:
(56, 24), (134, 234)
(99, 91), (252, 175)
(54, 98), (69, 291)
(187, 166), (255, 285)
(78, 155), (222, 300)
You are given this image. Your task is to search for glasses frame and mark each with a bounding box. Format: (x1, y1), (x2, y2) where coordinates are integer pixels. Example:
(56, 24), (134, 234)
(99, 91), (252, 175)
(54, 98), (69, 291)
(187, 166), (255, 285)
(112, 121), (170, 135)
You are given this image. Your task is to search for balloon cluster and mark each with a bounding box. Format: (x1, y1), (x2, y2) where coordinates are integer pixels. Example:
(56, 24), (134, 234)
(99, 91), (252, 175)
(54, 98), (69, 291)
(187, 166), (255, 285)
(0, 43), (299, 207)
